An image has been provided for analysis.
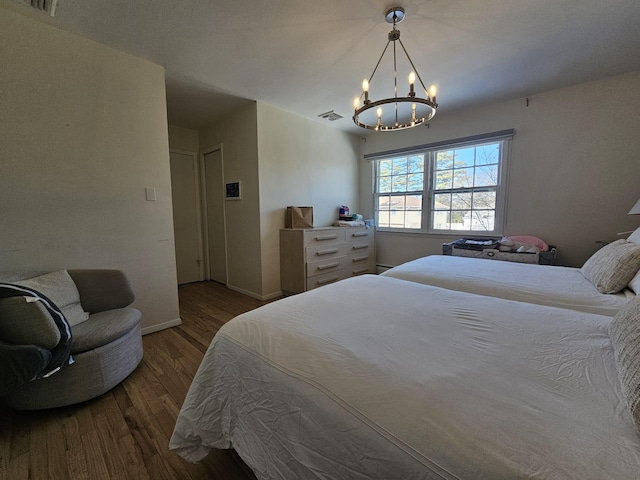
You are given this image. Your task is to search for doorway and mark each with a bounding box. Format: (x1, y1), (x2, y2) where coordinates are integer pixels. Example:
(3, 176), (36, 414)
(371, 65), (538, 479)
(203, 147), (228, 284)
(169, 150), (204, 285)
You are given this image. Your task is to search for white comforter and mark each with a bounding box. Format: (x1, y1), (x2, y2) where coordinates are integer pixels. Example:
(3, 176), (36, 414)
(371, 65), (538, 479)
(170, 275), (640, 479)
(381, 255), (634, 316)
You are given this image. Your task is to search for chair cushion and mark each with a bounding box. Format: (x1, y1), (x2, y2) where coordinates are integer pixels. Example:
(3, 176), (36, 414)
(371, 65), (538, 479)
(15, 270), (89, 327)
(0, 296), (61, 349)
(71, 307), (141, 354)
(0, 342), (51, 396)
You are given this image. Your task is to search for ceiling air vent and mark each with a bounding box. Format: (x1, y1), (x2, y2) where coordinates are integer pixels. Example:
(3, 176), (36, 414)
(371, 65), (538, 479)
(23, 0), (58, 16)
(318, 110), (343, 122)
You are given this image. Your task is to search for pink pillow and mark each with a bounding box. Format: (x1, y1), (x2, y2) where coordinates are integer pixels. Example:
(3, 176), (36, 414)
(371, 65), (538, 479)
(508, 235), (549, 252)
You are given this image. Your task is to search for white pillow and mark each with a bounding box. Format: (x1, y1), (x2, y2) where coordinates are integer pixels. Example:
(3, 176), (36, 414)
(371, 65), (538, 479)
(609, 295), (640, 433)
(628, 227), (640, 245)
(15, 270), (89, 327)
(629, 269), (640, 295)
(581, 239), (640, 293)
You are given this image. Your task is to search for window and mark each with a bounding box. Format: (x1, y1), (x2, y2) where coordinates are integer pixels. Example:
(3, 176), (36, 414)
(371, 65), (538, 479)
(372, 131), (511, 235)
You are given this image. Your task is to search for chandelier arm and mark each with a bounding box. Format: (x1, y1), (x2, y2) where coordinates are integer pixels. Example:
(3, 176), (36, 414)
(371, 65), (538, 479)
(367, 40), (392, 89)
(397, 38), (429, 93)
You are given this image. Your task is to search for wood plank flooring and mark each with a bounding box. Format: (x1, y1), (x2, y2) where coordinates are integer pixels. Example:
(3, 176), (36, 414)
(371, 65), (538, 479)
(0, 281), (276, 480)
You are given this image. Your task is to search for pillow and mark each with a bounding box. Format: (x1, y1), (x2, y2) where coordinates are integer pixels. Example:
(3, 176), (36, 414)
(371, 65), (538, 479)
(581, 239), (640, 293)
(0, 296), (61, 349)
(507, 235), (549, 252)
(609, 295), (640, 432)
(629, 270), (640, 295)
(14, 270), (89, 327)
(628, 227), (640, 245)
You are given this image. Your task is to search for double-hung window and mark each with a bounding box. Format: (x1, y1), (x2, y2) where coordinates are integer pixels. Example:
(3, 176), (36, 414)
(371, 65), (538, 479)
(372, 130), (512, 235)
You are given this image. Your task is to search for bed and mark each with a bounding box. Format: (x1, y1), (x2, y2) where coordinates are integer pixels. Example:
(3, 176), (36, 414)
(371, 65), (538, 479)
(170, 274), (640, 479)
(380, 254), (634, 316)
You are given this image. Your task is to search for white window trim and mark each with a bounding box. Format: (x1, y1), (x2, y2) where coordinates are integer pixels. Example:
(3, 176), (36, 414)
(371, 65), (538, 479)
(368, 130), (513, 236)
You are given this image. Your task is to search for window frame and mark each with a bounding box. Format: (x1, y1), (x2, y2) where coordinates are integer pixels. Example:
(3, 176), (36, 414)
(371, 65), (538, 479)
(370, 130), (512, 236)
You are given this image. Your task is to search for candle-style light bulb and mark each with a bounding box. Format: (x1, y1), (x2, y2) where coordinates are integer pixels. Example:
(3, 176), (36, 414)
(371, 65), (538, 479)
(353, 97), (360, 110)
(429, 85), (437, 102)
(411, 103), (417, 125)
(375, 107), (383, 130)
(408, 72), (416, 96)
(362, 79), (370, 103)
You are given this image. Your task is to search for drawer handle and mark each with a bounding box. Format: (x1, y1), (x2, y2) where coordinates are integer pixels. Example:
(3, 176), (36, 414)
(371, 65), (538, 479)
(352, 255), (369, 262)
(315, 235), (338, 241)
(317, 262), (340, 271)
(351, 244), (369, 250)
(317, 276), (340, 286)
(352, 232), (369, 237)
(352, 268), (369, 275)
(316, 248), (339, 256)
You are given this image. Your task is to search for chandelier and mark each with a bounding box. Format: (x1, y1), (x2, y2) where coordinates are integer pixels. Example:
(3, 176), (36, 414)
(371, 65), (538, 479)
(353, 7), (438, 131)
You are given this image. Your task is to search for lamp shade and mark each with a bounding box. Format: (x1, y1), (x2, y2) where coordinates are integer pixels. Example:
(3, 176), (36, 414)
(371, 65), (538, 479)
(629, 198), (640, 215)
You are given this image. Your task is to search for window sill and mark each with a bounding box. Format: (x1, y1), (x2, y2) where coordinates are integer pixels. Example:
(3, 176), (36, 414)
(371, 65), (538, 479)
(377, 228), (502, 239)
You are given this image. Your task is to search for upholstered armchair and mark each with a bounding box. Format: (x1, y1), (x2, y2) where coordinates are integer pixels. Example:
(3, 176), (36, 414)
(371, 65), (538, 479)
(0, 269), (143, 410)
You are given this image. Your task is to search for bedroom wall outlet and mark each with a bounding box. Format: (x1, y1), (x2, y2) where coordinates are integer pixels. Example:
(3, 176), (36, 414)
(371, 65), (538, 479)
(145, 187), (156, 201)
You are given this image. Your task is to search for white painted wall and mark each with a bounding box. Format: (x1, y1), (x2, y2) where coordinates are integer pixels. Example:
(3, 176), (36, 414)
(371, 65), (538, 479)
(168, 125), (200, 153)
(256, 103), (361, 297)
(360, 71), (640, 267)
(199, 104), (263, 297)
(0, 9), (180, 333)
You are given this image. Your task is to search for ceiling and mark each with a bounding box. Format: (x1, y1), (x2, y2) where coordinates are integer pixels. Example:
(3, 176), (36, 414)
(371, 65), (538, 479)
(4, 0), (640, 134)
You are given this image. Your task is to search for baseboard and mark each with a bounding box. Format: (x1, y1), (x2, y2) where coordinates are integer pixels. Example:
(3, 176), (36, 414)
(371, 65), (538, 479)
(141, 318), (182, 336)
(226, 284), (283, 302)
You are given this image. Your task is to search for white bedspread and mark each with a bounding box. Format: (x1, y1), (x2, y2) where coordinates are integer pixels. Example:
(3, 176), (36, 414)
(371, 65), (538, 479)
(381, 255), (633, 316)
(170, 275), (640, 479)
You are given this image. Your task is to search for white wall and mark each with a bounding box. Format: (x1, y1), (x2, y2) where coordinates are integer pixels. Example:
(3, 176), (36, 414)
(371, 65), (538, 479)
(360, 71), (640, 267)
(199, 103), (263, 297)
(257, 103), (361, 297)
(0, 9), (180, 333)
(168, 125), (200, 154)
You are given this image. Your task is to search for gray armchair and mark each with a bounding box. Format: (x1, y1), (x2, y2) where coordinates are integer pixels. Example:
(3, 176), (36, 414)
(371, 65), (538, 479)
(0, 269), (143, 410)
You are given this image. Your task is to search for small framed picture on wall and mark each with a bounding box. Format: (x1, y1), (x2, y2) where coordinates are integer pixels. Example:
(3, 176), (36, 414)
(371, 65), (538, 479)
(225, 181), (241, 200)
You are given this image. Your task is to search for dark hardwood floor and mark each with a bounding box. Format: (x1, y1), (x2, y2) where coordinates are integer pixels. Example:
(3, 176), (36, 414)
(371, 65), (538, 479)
(0, 281), (275, 480)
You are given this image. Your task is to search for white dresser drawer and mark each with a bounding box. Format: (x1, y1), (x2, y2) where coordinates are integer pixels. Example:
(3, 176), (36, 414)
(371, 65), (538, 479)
(306, 270), (348, 290)
(348, 251), (374, 266)
(346, 242), (374, 256)
(346, 229), (375, 244)
(346, 264), (376, 277)
(304, 228), (345, 247)
(306, 243), (347, 262)
(307, 256), (348, 278)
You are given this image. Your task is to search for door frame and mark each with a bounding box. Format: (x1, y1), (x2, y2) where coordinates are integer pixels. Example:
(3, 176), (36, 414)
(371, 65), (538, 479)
(169, 148), (205, 283)
(200, 144), (229, 284)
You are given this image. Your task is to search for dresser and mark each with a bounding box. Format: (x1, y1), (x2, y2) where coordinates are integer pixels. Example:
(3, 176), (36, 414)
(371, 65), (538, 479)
(280, 226), (376, 295)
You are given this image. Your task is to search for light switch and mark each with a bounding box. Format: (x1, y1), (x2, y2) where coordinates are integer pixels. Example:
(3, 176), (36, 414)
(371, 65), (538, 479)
(145, 187), (156, 201)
